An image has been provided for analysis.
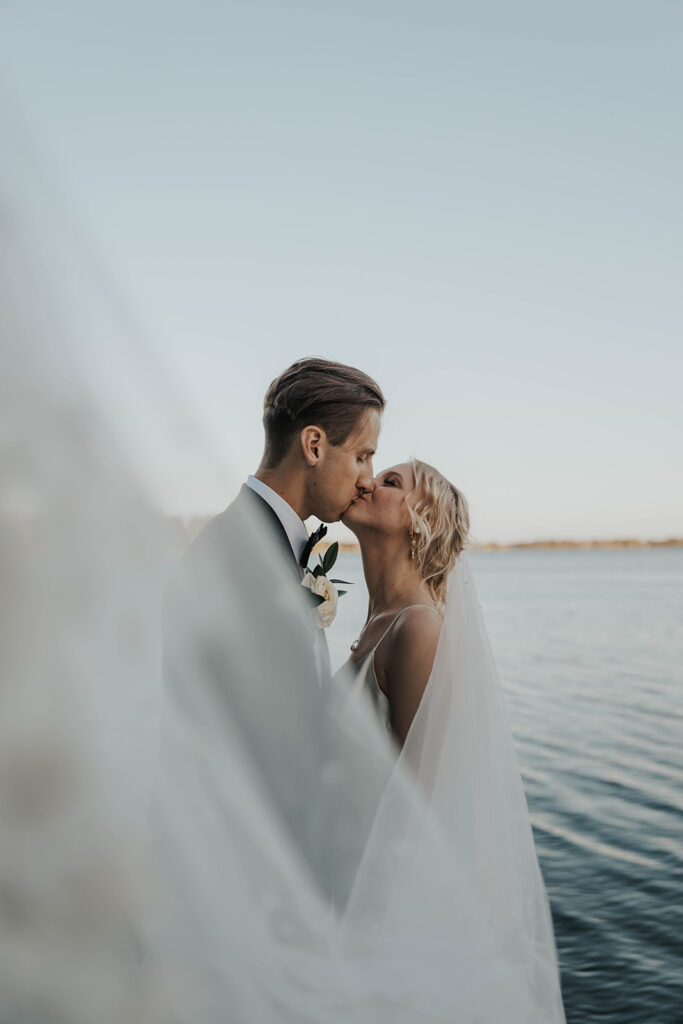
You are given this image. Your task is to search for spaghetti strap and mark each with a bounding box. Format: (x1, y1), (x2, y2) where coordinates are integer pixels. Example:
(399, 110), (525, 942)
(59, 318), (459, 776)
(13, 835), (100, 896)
(368, 604), (435, 656)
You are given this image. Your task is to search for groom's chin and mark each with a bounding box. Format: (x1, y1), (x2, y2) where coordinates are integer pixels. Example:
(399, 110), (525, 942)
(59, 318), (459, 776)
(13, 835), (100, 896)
(340, 505), (359, 528)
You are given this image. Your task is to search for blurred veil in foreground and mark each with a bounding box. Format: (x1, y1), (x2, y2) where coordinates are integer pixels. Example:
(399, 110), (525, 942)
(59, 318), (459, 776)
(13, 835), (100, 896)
(0, 105), (565, 1022)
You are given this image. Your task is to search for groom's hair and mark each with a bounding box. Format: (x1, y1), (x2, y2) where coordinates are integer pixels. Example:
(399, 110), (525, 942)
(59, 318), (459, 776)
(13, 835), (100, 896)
(262, 357), (385, 468)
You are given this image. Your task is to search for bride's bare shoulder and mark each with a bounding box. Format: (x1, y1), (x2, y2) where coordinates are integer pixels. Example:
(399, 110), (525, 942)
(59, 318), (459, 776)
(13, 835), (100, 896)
(375, 604), (442, 684)
(394, 603), (442, 637)
(392, 603), (442, 652)
(375, 604), (443, 744)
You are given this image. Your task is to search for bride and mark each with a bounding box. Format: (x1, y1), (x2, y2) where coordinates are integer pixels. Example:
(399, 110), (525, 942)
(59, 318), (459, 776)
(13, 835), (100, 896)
(339, 458), (468, 748)
(329, 458), (567, 1022)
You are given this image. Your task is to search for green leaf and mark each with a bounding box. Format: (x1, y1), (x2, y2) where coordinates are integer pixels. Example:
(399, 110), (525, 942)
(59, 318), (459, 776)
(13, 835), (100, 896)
(329, 579), (353, 586)
(336, 589), (348, 597)
(322, 541), (338, 575)
(304, 591), (326, 607)
(312, 565), (324, 578)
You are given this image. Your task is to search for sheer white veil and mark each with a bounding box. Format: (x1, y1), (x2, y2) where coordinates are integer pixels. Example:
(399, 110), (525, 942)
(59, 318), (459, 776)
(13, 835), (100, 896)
(338, 554), (566, 1021)
(147, 549), (565, 1022)
(1, 105), (564, 1022)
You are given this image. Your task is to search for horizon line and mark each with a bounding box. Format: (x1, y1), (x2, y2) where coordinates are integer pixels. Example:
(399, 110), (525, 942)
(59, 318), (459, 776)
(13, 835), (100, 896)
(167, 515), (683, 551)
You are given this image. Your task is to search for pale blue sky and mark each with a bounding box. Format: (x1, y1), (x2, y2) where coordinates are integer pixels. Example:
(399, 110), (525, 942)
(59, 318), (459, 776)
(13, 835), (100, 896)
(2, 1), (681, 542)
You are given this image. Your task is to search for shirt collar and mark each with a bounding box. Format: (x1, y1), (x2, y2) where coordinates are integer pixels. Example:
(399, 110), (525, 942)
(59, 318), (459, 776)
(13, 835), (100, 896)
(246, 476), (310, 563)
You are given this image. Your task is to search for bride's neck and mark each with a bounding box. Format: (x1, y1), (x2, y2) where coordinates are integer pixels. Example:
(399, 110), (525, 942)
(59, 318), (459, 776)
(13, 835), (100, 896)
(359, 536), (426, 617)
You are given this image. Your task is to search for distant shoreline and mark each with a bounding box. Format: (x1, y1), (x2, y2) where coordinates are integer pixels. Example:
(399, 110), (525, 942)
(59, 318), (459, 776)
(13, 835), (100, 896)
(170, 518), (683, 553)
(469, 538), (683, 552)
(332, 538), (683, 553)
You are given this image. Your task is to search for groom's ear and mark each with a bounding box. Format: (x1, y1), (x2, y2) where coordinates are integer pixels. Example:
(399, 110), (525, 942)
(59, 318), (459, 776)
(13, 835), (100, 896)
(300, 425), (327, 466)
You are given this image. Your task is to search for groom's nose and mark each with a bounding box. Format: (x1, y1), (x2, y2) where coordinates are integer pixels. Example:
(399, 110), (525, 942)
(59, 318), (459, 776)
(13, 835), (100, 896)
(356, 464), (375, 494)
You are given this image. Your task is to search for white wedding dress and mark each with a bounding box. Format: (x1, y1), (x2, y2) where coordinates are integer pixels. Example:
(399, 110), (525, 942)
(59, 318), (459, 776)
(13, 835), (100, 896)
(336, 612), (401, 736)
(328, 562), (566, 1022)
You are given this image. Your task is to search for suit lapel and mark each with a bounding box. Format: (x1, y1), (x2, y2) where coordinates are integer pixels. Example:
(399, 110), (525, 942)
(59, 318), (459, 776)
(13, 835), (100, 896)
(238, 485), (303, 582)
(238, 484), (331, 685)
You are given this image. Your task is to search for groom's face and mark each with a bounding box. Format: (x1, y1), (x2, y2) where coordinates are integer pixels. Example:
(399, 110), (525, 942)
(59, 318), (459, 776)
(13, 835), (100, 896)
(310, 409), (381, 522)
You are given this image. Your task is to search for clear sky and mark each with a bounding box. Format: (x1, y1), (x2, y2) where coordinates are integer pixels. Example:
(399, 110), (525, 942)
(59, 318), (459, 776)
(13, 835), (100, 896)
(1, 1), (681, 543)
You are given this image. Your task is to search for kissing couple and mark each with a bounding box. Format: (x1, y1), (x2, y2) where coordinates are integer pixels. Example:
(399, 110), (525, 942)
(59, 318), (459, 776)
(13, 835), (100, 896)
(160, 356), (566, 1022)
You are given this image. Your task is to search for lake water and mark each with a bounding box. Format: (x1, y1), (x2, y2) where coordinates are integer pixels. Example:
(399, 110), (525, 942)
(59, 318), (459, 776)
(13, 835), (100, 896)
(329, 548), (683, 1024)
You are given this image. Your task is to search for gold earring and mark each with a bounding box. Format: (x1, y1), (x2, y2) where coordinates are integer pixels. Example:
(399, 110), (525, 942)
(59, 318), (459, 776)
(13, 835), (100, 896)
(409, 528), (419, 559)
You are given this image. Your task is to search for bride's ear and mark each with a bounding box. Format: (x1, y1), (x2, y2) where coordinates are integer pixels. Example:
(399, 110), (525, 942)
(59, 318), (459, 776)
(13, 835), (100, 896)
(300, 425), (326, 466)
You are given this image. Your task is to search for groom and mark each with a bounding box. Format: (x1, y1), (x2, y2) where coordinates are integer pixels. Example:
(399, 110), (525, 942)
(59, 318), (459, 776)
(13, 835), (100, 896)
(244, 357), (383, 675)
(162, 357), (384, 889)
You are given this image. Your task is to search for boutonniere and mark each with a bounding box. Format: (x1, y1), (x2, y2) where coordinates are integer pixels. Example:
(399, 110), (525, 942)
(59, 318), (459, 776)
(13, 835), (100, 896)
(300, 525), (352, 629)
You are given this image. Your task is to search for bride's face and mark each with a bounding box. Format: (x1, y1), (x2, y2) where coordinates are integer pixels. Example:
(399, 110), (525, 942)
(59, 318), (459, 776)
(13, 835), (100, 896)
(342, 462), (416, 535)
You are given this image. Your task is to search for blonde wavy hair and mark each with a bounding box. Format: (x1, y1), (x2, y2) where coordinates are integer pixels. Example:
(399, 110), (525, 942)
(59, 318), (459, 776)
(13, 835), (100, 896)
(406, 459), (470, 612)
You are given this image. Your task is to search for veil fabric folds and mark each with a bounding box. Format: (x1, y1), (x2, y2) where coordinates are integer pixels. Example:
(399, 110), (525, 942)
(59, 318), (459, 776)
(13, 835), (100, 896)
(146, 546), (566, 1023)
(1, 109), (564, 1022)
(338, 555), (566, 1021)
(148, 543), (565, 1023)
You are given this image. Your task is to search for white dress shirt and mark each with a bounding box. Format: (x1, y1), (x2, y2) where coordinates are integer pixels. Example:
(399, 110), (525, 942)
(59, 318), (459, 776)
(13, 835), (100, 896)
(246, 476), (309, 565)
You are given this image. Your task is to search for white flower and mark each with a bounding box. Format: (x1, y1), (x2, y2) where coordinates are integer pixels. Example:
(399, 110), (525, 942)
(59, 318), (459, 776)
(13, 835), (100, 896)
(301, 572), (339, 629)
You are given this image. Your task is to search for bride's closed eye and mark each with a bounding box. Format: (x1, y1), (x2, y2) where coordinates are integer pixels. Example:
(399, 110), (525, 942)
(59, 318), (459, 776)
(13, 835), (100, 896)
(383, 477), (398, 487)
